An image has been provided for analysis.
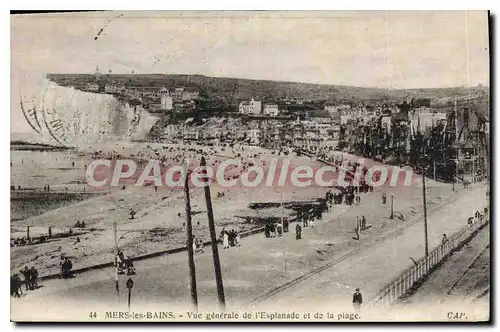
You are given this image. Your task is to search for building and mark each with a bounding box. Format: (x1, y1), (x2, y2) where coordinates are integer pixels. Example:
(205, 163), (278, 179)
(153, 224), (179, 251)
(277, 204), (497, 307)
(182, 90), (200, 101)
(239, 101), (251, 114)
(172, 88), (185, 100)
(263, 103), (279, 116)
(160, 94), (173, 110)
(104, 83), (125, 94)
(246, 129), (262, 144)
(239, 98), (262, 115)
(86, 82), (99, 92)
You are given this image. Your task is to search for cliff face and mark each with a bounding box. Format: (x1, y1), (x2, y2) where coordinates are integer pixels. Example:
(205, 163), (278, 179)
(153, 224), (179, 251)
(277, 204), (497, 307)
(20, 79), (159, 146)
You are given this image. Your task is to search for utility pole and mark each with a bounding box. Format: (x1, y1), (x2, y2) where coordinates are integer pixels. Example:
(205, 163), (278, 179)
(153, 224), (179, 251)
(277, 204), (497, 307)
(390, 194), (394, 219)
(433, 161), (436, 181)
(422, 166), (429, 257)
(280, 191), (287, 277)
(200, 156), (225, 310)
(113, 221), (120, 303)
(472, 147), (476, 184)
(183, 160), (198, 309)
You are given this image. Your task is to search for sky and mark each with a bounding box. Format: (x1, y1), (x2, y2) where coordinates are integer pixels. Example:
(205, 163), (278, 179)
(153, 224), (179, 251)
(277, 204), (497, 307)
(11, 11), (490, 133)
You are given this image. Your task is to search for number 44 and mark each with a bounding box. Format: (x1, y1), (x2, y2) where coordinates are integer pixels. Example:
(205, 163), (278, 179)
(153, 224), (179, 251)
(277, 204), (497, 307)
(89, 312), (98, 319)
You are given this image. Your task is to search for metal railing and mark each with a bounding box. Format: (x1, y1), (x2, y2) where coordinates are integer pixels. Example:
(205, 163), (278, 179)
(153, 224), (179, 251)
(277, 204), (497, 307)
(371, 214), (489, 307)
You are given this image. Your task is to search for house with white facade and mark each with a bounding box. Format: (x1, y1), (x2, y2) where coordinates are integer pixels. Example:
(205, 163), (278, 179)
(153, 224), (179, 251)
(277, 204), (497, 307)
(104, 83), (125, 94)
(86, 82), (99, 92)
(263, 103), (279, 116)
(238, 98), (262, 115)
(160, 94), (173, 110)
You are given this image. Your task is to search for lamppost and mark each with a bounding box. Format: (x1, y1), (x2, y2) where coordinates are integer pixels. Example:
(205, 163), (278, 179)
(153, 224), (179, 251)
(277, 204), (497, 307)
(452, 160), (458, 192)
(126, 278), (134, 311)
(279, 190), (287, 277)
(389, 192), (395, 219)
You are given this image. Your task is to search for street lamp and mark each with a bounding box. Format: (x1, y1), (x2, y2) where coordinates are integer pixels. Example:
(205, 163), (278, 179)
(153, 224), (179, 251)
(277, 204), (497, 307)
(389, 192), (395, 219)
(279, 190), (287, 277)
(452, 160), (458, 192)
(126, 278), (134, 311)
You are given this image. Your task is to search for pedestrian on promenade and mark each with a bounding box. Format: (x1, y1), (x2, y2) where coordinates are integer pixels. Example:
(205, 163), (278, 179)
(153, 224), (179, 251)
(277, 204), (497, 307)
(223, 230), (229, 249)
(353, 288), (363, 313)
(21, 266), (31, 291)
(295, 223), (302, 240)
(361, 216), (366, 231)
(441, 233), (448, 245)
(11, 274), (22, 298)
(353, 226), (360, 241)
(30, 266), (39, 289)
(264, 224), (270, 238)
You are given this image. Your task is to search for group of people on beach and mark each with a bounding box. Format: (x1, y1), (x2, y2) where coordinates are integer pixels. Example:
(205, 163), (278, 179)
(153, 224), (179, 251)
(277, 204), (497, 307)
(73, 221), (86, 228)
(11, 266), (39, 298)
(220, 228), (241, 249)
(60, 256), (74, 279)
(11, 237), (32, 247)
(191, 236), (205, 254)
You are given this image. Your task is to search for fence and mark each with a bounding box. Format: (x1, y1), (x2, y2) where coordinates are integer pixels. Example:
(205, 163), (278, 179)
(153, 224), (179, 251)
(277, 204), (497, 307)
(370, 214), (489, 307)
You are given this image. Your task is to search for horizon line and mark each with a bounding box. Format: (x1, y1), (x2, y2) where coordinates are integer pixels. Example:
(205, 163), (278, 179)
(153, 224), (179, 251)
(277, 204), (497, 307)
(45, 72), (489, 91)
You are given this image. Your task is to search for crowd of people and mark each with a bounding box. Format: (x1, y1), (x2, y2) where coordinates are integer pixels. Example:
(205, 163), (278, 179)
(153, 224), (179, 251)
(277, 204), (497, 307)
(11, 266), (39, 298)
(116, 250), (136, 275)
(191, 235), (205, 254)
(219, 228), (241, 249)
(60, 256), (74, 279)
(264, 222), (287, 238)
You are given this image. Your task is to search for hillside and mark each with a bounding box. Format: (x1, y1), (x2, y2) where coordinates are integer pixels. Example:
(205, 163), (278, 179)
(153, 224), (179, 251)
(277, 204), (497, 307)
(47, 73), (489, 106)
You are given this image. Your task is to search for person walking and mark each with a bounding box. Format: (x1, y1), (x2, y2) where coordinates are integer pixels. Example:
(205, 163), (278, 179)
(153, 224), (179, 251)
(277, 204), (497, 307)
(223, 230), (229, 249)
(442, 233), (448, 245)
(192, 235), (198, 254)
(295, 223), (302, 240)
(235, 232), (241, 247)
(353, 288), (363, 313)
(11, 274), (21, 298)
(22, 266), (31, 291)
(30, 266), (38, 289)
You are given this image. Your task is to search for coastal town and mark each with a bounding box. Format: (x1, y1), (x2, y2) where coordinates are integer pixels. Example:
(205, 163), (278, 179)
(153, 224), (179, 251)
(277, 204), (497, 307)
(46, 68), (489, 185)
(11, 11), (490, 322)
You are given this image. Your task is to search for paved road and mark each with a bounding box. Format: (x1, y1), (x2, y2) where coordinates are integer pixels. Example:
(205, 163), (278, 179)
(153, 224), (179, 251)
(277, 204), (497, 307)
(11, 185), (487, 321)
(252, 185), (488, 315)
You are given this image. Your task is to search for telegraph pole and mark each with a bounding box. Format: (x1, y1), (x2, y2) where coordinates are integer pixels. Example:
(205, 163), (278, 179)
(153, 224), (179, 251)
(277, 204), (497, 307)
(390, 194), (394, 219)
(113, 221), (120, 302)
(183, 160), (198, 309)
(200, 156), (226, 310)
(280, 191), (287, 277)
